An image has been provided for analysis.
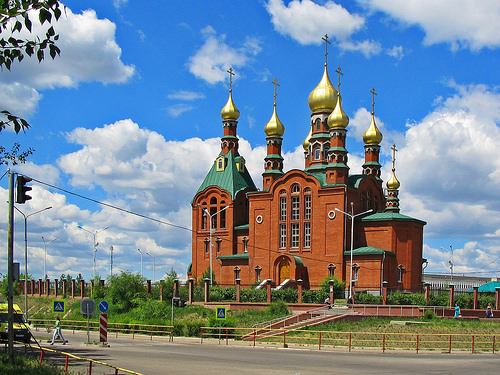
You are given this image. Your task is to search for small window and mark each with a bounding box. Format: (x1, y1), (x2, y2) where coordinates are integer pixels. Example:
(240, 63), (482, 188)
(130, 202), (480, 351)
(291, 223), (299, 248)
(216, 156), (225, 171)
(216, 238), (222, 253)
(352, 264), (360, 282)
(237, 158), (245, 172)
(328, 263), (336, 278)
(304, 222), (311, 248)
(397, 264), (406, 283)
(280, 196), (287, 222)
(315, 118), (321, 131)
(242, 237), (248, 253)
(234, 266), (240, 282)
(314, 147), (321, 160)
(304, 194), (311, 220)
(201, 205), (208, 230)
(255, 265), (262, 283)
(279, 224), (287, 248)
(204, 238), (210, 254)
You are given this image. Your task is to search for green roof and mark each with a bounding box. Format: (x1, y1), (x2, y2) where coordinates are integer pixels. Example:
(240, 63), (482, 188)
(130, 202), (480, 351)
(348, 174), (366, 189)
(217, 253), (249, 261)
(467, 281), (500, 293)
(292, 255), (304, 267)
(343, 246), (396, 256)
(194, 151), (257, 200)
(234, 224), (249, 230)
(360, 211), (427, 225)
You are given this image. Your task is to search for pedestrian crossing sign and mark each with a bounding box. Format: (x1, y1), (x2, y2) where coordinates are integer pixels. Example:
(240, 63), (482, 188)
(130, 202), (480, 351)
(216, 307), (226, 320)
(52, 299), (66, 313)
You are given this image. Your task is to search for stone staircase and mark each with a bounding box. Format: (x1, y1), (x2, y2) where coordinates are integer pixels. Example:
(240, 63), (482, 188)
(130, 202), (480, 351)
(243, 305), (358, 340)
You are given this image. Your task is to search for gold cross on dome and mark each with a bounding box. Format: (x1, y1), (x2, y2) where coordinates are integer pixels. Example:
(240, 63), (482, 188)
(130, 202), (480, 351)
(227, 67), (235, 91)
(322, 34), (331, 65)
(370, 87), (377, 114)
(271, 77), (280, 105)
(335, 66), (343, 92)
(391, 144), (398, 171)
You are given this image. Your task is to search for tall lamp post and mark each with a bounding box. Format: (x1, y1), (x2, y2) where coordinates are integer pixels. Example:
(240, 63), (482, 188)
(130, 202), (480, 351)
(440, 245), (453, 283)
(137, 248), (143, 277)
(201, 205), (229, 285)
(146, 252), (156, 283)
(335, 202), (373, 302)
(13, 205), (52, 320)
(78, 225), (109, 279)
(42, 236), (57, 281)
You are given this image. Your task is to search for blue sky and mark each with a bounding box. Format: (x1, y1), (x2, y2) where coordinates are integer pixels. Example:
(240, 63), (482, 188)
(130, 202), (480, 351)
(1, 0), (500, 282)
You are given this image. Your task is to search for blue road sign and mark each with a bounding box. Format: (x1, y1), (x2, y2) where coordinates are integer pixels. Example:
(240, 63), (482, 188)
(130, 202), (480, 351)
(216, 307), (226, 320)
(98, 300), (109, 313)
(52, 299), (66, 313)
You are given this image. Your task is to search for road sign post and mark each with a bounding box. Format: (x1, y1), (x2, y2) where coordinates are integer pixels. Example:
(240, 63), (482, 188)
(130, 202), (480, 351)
(216, 307), (226, 343)
(52, 299), (66, 314)
(99, 313), (108, 343)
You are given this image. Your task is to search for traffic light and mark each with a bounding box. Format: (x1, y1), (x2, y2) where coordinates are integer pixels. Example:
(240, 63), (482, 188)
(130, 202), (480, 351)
(16, 175), (32, 204)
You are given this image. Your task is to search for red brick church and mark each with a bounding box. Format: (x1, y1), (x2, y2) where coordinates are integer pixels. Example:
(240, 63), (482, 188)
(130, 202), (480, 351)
(189, 42), (426, 296)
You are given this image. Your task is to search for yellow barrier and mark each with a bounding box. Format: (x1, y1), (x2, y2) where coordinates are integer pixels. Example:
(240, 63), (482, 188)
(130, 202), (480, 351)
(200, 327), (500, 354)
(32, 319), (174, 340)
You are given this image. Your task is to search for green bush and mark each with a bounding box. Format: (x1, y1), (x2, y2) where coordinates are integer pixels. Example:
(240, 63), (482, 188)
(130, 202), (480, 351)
(106, 271), (148, 313)
(423, 309), (436, 320)
(387, 291), (426, 305)
(355, 293), (382, 305)
(240, 288), (267, 302)
(267, 300), (289, 316)
(210, 286), (236, 302)
(271, 288), (297, 303)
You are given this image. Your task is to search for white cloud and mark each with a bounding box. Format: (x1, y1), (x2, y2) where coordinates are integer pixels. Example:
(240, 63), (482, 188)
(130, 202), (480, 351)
(361, 0), (500, 51)
(167, 104), (194, 118)
(265, 0), (384, 56)
(187, 26), (262, 84)
(167, 91), (206, 101)
(0, 83), (41, 118)
(0, 6), (135, 116)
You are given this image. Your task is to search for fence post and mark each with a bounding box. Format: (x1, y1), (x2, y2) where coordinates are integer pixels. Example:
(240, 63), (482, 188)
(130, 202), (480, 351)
(472, 335), (475, 354)
(283, 330), (286, 348)
(297, 279), (303, 304)
(473, 286), (479, 310)
(424, 283), (430, 303)
(382, 334), (385, 352)
(266, 279), (272, 303)
(349, 332), (352, 352)
(449, 335), (452, 353)
(204, 278), (210, 303)
(449, 284), (455, 308)
(253, 329), (256, 347)
(65, 354), (69, 372)
(495, 287), (500, 311)
(54, 279), (58, 297)
(188, 278), (195, 304)
(236, 278), (241, 303)
(416, 334), (419, 353)
(318, 331), (322, 350)
(173, 278), (179, 297)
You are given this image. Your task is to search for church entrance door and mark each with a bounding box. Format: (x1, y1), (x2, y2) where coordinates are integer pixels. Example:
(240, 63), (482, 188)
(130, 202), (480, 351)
(278, 258), (290, 284)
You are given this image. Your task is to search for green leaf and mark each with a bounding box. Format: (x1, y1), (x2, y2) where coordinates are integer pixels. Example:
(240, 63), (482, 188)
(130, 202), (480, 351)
(37, 48), (44, 62)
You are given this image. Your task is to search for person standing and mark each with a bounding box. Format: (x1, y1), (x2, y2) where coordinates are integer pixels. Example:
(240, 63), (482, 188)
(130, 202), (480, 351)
(50, 316), (66, 345)
(486, 303), (493, 318)
(454, 303), (461, 318)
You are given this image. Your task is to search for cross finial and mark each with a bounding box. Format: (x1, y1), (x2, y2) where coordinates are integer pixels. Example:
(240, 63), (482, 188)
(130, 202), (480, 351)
(391, 144), (398, 172)
(370, 87), (377, 115)
(271, 77), (280, 106)
(227, 67), (235, 91)
(322, 34), (331, 66)
(335, 66), (343, 92)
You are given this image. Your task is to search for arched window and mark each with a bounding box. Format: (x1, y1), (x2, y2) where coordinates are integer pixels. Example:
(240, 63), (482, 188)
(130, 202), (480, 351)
(210, 197), (217, 229)
(255, 265), (262, 283)
(216, 156), (225, 171)
(201, 203), (208, 230)
(314, 146), (321, 160)
(220, 200), (227, 229)
(234, 266), (240, 282)
(397, 264), (406, 283)
(216, 237), (222, 253)
(315, 118), (321, 131)
(204, 238), (210, 254)
(242, 237), (248, 253)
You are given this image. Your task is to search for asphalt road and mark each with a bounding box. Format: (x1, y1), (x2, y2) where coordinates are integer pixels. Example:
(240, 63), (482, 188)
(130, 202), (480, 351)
(26, 329), (500, 375)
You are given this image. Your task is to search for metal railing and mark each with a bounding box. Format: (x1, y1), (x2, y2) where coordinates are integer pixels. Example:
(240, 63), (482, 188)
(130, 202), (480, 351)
(201, 326), (499, 354)
(32, 319), (174, 340)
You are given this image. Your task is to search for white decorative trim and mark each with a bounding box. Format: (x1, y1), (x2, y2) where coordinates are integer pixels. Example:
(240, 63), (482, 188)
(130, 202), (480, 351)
(328, 210), (336, 220)
(256, 215), (263, 224)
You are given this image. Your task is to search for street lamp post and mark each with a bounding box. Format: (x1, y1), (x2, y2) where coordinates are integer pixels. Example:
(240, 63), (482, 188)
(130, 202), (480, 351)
(440, 245), (453, 283)
(42, 236), (56, 281)
(13, 205), (52, 320)
(78, 225), (109, 279)
(201, 205), (229, 285)
(137, 249), (143, 277)
(146, 252), (156, 283)
(335, 202), (373, 302)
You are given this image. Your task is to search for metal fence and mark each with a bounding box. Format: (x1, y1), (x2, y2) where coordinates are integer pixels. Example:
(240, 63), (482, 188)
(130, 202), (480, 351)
(200, 326), (499, 354)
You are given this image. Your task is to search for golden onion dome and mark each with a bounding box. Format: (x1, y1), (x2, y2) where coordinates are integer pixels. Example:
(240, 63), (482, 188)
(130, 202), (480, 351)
(386, 170), (400, 190)
(308, 65), (338, 113)
(327, 93), (349, 128)
(220, 90), (240, 120)
(264, 105), (285, 137)
(302, 127), (312, 150)
(363, 114), (383, 145)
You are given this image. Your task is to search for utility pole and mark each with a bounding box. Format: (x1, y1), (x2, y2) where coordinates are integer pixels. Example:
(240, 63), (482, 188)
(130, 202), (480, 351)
(7, 171), (15, 363)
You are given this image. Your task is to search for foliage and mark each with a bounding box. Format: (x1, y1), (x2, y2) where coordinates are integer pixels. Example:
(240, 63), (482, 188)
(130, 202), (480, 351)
(240, 287), (267, 302)
(0, 352), (66, 375)
(0, 275), (19, 296)
(0, 0), (64, 133)
(423, 309), (436, 320)
(387, 291), (426, 306)
(271, 288), (297, 303)
(105, 271), (148, 313)
(156, 268), (178, 301)
(91, 275), (105, 299)
(355, 293), (383, 305)
(0, 143), (33, 166)
(199, 267), (216, 285)
(267, 300), (289, 316)
(209, 286), (236, 302)
(319, 277), (346, 299)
